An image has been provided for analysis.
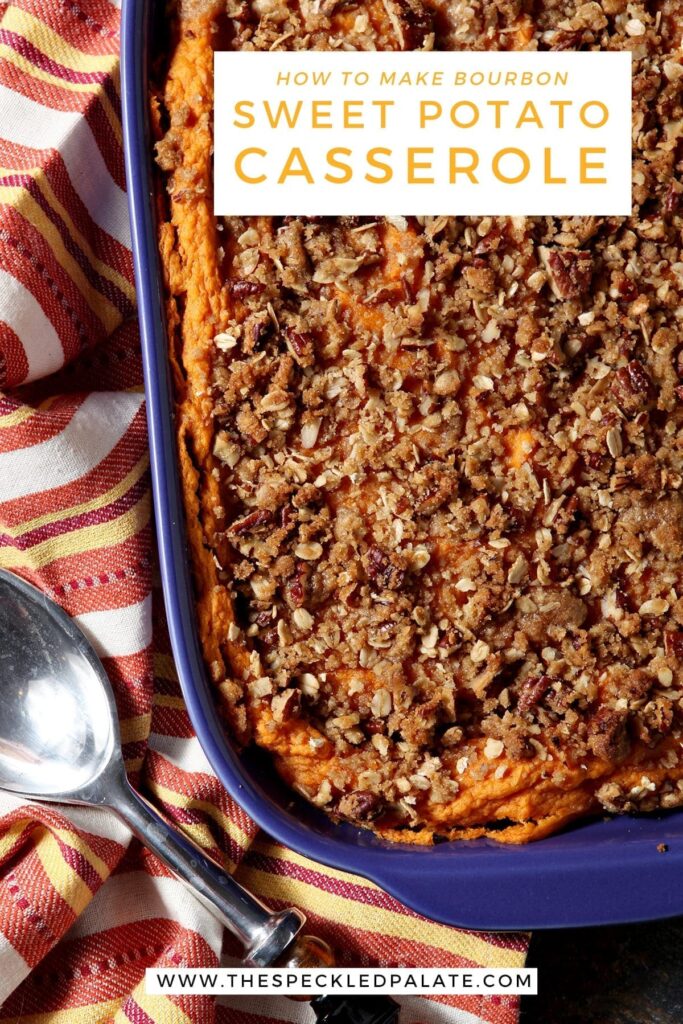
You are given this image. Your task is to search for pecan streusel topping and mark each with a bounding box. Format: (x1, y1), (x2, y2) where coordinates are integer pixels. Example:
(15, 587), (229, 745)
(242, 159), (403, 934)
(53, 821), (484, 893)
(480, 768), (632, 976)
(155, 0), (683, 842)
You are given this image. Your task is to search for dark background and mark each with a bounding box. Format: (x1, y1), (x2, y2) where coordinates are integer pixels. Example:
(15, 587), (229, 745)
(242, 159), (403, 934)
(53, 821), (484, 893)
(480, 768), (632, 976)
(521, 919), (683, 1022)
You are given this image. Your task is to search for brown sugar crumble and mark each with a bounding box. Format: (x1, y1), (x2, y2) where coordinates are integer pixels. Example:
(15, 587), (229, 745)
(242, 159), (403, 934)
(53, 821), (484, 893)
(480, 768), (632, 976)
(154, 0), (683, 843)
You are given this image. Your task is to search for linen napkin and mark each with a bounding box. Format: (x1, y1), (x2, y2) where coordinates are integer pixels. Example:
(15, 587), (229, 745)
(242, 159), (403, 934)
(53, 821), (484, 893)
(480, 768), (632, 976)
(0, 2), (528, 1022)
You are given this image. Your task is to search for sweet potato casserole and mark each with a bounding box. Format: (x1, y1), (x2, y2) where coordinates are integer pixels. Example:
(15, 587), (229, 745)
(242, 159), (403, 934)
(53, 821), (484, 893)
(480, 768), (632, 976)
(154, 0), (683, 843)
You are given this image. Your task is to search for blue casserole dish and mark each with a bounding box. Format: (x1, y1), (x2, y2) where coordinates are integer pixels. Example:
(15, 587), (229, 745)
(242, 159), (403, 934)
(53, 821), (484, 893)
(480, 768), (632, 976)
(120, 0), (683, 930)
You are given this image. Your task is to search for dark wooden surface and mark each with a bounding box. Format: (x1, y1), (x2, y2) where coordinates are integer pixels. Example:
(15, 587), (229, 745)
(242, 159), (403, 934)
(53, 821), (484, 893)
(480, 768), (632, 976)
(521, 918), (683, 1023)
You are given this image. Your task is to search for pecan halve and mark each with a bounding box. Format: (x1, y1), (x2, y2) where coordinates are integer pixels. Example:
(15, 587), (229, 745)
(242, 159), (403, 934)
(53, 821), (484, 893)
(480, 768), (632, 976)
(539, 247), (593, 300)
(230, 279), (264, 300)
(229, 509), (273, 535)
(664, 630), (683, 661)
(284, 327), (315, 367)
(284, 562), (309, 609)
(611, 360), (654, 412)
(517, 674), (551, 713)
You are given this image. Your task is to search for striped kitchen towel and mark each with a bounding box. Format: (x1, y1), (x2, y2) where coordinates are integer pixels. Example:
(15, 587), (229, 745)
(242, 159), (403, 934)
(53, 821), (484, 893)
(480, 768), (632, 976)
(0, 2), (528, 1023)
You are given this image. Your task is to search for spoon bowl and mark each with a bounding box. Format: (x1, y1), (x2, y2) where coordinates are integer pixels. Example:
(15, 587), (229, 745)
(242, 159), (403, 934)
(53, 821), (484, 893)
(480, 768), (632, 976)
(0, 571), (119, 802)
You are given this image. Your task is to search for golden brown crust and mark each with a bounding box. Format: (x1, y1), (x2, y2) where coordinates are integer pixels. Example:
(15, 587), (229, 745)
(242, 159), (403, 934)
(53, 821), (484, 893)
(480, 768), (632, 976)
(155, 0), (683, 844)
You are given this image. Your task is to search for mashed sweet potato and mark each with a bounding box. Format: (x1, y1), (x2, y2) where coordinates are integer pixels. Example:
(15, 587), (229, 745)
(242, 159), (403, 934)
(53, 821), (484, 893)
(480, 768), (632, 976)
(154, 0), (683, 843)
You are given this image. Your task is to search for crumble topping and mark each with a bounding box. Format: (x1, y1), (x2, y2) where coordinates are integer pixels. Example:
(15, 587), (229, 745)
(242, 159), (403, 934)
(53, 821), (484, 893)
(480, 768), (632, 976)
(155, 0), (683, 842)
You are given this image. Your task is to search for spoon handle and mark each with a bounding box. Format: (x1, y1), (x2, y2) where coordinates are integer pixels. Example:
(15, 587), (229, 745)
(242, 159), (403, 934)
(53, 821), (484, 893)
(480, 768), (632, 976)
(111, 777), (304, 965)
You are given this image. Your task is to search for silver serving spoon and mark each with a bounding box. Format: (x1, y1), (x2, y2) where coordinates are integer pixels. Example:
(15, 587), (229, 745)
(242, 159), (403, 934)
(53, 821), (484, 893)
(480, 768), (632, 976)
(0, 568), (314, 967)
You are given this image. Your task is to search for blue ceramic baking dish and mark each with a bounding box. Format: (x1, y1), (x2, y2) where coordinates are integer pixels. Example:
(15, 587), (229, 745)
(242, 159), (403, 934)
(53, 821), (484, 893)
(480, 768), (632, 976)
(120, 0), (683, 930)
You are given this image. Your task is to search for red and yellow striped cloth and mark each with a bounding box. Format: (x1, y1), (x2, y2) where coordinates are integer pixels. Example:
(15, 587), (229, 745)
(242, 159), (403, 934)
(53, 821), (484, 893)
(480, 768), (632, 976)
(0, 3), (528, 1021)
